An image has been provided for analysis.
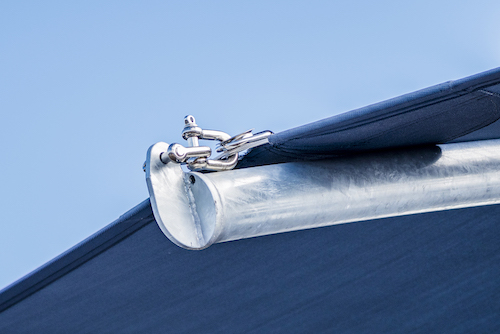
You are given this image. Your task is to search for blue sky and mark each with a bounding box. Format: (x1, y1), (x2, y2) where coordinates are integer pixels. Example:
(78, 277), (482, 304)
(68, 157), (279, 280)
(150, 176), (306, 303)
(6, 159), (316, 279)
(1, 1), (499, 290)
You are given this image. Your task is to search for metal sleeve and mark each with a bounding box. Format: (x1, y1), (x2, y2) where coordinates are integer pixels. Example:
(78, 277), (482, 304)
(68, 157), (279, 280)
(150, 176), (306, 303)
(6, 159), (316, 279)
(146, 139), (500, 249)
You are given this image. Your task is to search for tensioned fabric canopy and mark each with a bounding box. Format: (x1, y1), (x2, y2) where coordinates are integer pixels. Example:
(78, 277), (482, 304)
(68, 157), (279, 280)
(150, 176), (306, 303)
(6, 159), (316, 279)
(1, 68), (500, 333)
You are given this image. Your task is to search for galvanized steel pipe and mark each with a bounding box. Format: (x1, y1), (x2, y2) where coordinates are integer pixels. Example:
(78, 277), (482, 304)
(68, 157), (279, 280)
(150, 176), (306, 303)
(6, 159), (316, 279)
(145, 139), (500, 250)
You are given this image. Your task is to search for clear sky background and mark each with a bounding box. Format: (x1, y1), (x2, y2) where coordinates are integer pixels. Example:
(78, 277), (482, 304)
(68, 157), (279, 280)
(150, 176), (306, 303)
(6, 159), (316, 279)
(1, 1), (499, 290)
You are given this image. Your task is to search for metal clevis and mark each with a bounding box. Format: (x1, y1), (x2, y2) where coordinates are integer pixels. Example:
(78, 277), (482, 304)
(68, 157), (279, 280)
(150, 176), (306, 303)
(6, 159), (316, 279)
(157, 115), (272, 172)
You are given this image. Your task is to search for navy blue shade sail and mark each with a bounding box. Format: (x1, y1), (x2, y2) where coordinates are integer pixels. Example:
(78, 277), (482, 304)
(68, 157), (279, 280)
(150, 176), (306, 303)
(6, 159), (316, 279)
(2, 68), (500, 333)
(238, 67), (500, 168)
(1, 200), (499, 333)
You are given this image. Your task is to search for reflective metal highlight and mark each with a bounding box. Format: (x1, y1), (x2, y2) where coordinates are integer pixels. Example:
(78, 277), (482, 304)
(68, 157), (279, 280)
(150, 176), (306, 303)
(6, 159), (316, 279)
(146, 139), (500, 250)
(158, 115), (272, 172)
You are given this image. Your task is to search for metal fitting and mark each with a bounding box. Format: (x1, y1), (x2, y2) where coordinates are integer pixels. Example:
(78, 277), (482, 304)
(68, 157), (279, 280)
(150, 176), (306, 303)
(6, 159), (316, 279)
(157, 115), (273, 172)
